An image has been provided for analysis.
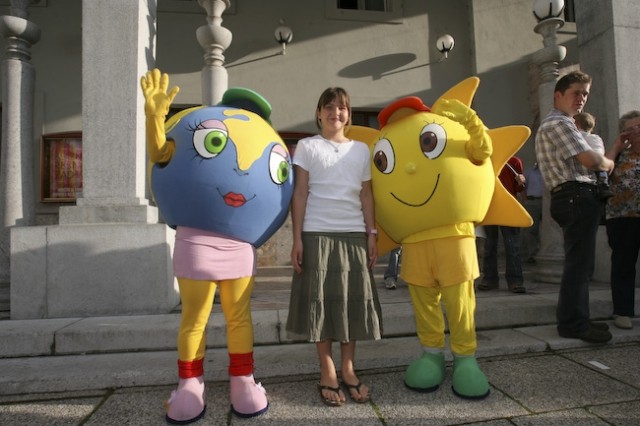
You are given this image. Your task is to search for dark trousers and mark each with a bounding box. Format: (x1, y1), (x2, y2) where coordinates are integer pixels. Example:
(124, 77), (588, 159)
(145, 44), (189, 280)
(523, 197), (542, 258)
(550, 183), (601, 334)
(482, 225), (523, 285)
(384, 247), (402, 279)
(606, 217), (640, 317)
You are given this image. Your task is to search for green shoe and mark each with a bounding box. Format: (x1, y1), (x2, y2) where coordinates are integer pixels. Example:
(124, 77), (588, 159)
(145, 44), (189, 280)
(404, 351), (446, 392)
(451, 356), (490, 399)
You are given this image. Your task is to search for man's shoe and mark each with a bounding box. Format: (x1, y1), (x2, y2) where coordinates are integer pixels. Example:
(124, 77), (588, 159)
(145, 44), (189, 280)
(508, 283), (526, 294)
(614, 315), (633, 330)
(477, 281), (498, 291)
(384, 277), (397, 290)
(590, 322), (609, 331)
(558, 327), (612, 343)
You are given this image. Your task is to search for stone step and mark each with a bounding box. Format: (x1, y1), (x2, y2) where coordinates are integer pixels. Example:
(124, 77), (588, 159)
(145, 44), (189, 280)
(0, 259), (623, 361)
(0, 281), (8, 321)
(0, 280), (619, 360)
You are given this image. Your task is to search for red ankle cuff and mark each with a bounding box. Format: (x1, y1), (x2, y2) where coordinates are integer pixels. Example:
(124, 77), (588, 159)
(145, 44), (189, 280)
(229, 352), (254, 376)
(178, 358), (204, 378)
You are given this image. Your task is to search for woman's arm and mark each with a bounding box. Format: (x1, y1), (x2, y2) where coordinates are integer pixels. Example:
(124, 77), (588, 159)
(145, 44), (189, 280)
(360, 179), (378, 269)
(290, 166), (309, 273)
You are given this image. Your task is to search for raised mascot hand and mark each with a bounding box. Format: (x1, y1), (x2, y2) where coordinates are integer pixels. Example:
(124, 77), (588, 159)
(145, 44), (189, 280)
(433, 98), (491, 163)
(140, 69), (180, 164)
(432, 98), (475, 125)
(140, 68), (180, 117)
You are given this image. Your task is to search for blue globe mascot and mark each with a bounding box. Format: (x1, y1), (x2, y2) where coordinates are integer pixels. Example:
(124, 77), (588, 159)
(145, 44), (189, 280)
(141, 69), (293, 423)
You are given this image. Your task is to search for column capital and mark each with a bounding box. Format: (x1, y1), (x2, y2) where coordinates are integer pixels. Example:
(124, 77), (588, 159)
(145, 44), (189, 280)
(198, 0), (230, 25)
(197, 0), (231, 105)
(0, 15), (40, 61)
(534, 17), (564, 47)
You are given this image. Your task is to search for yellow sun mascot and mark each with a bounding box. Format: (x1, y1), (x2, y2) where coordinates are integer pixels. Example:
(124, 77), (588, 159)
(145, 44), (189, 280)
(350, 77), (531, 398)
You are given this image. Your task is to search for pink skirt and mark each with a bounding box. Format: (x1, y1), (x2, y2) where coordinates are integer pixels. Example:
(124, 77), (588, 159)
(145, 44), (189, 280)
(173, 226), (256, 281)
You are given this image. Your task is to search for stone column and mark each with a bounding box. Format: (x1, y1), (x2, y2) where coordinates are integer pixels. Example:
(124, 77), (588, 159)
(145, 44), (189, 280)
(0, 1), (40, 285)
(197, 0), (232, 105)
(10, 0), (179, 319)
(58, 0), (158, 224)
(574, 0), (640, 284)
(531, 15), (566, 283)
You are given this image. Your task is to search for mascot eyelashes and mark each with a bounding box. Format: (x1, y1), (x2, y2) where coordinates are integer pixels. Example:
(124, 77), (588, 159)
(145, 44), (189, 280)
(350, 77), (531, 399)
(141, 69), (293, 423)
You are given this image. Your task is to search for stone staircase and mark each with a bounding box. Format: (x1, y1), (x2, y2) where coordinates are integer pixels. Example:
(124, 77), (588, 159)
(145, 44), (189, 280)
(0, 281), (8, 320)
(0, 259), (624, 361)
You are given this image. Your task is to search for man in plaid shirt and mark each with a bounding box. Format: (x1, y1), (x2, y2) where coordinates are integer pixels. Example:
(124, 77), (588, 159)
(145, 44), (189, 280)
(535, 70), (615, 344)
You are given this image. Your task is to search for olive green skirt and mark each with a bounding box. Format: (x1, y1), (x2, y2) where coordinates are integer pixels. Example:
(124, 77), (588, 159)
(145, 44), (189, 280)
(286, 232), (383, 342)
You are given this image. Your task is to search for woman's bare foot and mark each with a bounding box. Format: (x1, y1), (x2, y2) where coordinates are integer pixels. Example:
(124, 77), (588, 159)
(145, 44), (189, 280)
(319, 370), (345, 405)
(341, 370), (369, 402)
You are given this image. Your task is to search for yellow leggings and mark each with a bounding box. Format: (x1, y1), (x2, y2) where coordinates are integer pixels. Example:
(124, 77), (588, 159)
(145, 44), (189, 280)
(408, 280), (477, 356)
(177, 276), (254, 361)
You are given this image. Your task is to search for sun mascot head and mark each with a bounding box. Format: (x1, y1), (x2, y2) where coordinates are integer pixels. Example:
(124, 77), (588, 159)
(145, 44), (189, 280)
(349, 77), (532, 252)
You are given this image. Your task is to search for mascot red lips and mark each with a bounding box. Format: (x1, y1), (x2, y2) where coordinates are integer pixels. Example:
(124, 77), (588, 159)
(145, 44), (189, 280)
(224, 192), (247, 207)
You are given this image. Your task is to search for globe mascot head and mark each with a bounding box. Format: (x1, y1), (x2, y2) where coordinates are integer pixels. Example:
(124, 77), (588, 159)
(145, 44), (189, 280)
(348, 77), (532, 252)
(151, 88), (294, 248)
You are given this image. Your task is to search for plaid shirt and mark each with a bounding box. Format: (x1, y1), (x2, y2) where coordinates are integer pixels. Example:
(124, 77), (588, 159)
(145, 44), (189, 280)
(535, 108), (597, 190)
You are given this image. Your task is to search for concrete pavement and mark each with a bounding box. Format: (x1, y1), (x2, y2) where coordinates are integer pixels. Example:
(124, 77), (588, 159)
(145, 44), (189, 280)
(0, 265), (639, 425)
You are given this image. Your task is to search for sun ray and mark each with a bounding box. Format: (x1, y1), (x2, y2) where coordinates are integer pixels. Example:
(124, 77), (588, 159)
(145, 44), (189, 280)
(434, 77), (533, 228)
(482, 126), (533, 227)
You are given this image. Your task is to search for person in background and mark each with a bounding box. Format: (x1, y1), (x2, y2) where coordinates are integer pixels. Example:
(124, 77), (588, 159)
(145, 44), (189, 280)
(286, 87), (383, 407)
(383, 247), (402, 289)
(535, 70), (615, 344)
(478, 156), (527, 293)
(523, 163), (543, 263)
(574, 112), (614, 199)
(604, 110), (640, 330)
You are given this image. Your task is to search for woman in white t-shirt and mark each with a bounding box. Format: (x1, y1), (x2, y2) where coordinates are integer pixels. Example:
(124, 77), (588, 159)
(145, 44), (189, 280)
(286, 87), (382, 407)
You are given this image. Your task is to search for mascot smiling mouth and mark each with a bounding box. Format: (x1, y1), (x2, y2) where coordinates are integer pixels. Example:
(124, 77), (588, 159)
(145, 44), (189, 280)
(391, 174), (439, 207)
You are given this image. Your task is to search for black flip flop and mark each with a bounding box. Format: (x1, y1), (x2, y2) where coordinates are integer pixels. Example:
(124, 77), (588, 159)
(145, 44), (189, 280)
(317, 384), (344, 407)
(342, 381), (370, 403)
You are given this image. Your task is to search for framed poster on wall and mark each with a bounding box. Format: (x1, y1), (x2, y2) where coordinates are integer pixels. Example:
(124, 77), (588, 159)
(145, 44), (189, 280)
(40, 132), (82, 202)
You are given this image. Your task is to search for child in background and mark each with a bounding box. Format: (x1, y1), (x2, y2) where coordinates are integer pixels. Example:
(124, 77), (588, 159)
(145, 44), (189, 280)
(574, 112), (614, 199)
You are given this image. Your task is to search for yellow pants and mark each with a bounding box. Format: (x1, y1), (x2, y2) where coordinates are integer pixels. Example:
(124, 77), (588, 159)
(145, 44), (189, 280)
(408, 280), (477, 356)
(177, 276), (254, 362)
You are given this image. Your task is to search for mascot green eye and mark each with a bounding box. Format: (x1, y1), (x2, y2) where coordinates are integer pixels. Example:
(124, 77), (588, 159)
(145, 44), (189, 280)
(269, 146), (290, 185)
(193, 128), (228, 158)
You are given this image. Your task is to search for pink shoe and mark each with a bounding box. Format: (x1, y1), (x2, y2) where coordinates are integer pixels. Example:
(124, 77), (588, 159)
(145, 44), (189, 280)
(229, 374), (269, 418)
(165, 376), (206, 424)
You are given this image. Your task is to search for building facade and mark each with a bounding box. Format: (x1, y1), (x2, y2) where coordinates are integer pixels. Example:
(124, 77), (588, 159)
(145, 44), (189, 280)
(1, 0), (638, 319)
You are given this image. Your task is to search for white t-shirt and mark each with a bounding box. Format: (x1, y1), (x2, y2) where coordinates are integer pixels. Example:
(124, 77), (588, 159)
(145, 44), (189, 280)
(580, 130), (605, 155)
(293, 135), (371, 232)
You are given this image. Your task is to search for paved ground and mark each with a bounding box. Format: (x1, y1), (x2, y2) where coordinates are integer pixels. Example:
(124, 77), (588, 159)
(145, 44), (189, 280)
(0, 331), (639, 425)
(0, 262), (638, 425)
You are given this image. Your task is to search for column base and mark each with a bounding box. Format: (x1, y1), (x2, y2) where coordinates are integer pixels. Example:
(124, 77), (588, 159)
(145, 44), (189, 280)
(531, 253), (563, 284)
(10, 223), (178, 319)
(59, 199), (159, 224)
